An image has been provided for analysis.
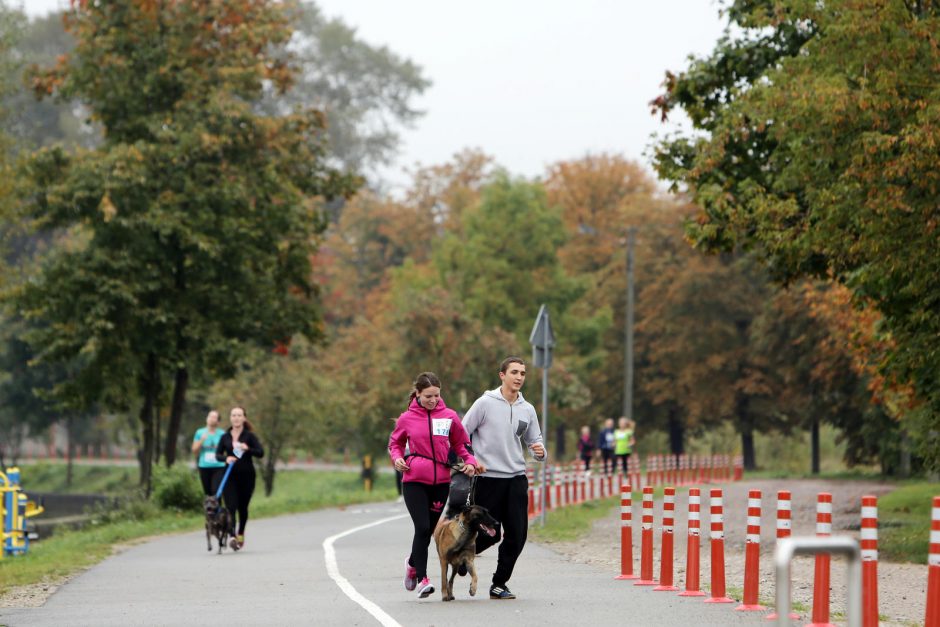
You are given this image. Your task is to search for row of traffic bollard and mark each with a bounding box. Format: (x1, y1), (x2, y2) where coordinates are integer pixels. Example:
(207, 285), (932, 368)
(615, 484), (940, 627)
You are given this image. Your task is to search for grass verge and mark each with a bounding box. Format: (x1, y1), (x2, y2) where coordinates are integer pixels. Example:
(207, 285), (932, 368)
(0, 469), (396, 594)
(878, 481), (936, 564)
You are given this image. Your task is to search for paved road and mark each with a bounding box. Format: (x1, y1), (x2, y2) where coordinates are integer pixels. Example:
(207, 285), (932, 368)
(1, 501), (767, 627)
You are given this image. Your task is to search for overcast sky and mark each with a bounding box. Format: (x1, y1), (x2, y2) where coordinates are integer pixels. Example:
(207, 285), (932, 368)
(20, 0), (727, 188)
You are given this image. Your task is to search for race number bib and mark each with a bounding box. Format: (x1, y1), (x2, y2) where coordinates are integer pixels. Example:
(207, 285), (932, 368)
(203, 451), (217, 464)
(233, 445), (244, 459)
(431, 419), (452, 437)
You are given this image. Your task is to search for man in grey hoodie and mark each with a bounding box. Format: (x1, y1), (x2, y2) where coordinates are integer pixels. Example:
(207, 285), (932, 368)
(462, 356), (546, 600)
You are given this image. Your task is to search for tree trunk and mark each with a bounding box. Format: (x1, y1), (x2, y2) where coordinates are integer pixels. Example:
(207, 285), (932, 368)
(810, 417), (820, 475)
(164, 366), (188, 467)
(736, 393), (756, 470)
(153, 406), (162, 464)
(138, 353), (159, 497)
(555, 424), (566, 458)
(66, 416), (74, 488)
(899, 430), (911, 478)
(667, 407), (684, 455)
(262, 395), (281, 497)
(741, 427), (755, 471)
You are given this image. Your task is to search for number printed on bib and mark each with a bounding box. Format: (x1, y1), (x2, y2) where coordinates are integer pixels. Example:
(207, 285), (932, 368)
(432, 419), (452, 437)
(203, 451), (216, 464)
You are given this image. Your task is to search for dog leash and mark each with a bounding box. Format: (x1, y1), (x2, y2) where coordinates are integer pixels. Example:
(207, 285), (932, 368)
(214, 463), (235, 499)
(465, 474), (477, 508)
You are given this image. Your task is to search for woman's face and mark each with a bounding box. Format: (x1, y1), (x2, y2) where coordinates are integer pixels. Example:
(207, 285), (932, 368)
(206, 411), (219, 428)
(416, 386), (441, 410)
(230, 407), (246, 428)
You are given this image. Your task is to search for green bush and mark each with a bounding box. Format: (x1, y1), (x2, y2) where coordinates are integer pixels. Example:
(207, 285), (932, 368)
(152, 464), (203, 512)
(86, 493), (161, 525)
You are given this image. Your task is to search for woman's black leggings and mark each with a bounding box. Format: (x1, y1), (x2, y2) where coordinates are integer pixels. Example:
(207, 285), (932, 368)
(222, 470), (256, 535)
(198, 467), (223, 496)
(617, 453), (631, 473)
(402, 481), (450, 581)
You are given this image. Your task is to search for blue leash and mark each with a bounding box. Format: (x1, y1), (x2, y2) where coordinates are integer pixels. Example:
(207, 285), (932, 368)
(214, 463), (235, 499)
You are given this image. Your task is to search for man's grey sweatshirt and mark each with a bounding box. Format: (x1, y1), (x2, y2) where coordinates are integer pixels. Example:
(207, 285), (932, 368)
(462, 388), (546, 479)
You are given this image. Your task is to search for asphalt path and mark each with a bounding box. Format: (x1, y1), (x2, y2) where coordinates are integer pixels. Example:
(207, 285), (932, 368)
(1, 501), (768, 627)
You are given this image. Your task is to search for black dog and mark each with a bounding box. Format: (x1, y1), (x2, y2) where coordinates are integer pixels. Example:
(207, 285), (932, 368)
(204, 496), (231, 554)
(433, 504), (499, 601)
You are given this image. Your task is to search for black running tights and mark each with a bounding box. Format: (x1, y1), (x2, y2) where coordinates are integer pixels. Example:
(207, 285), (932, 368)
(402, 481), (449, 581)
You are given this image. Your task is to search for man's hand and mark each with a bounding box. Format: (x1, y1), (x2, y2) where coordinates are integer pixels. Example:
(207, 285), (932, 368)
(530, 443), (545, 459)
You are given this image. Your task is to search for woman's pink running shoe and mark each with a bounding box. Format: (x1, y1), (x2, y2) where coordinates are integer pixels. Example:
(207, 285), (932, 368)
(403, 559), (417, 591)
(416, 577), (434, 599)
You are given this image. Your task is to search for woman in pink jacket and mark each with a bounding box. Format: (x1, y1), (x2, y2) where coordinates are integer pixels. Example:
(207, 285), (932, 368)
(389, 371), (478, 599)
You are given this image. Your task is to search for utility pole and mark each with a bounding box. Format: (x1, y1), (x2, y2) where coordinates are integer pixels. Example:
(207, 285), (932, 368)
(623, 226), (636, 420)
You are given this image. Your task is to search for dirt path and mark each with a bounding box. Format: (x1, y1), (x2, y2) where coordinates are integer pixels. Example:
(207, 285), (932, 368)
(540, 478), (927, 627)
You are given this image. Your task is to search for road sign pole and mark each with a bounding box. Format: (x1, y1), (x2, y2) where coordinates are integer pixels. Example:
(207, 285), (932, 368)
(540, 314), (549, 527)
(529, 304), (554, 528)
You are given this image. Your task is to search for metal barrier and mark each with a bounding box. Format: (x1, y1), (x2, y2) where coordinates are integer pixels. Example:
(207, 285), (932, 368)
(774, 535), (861, 627)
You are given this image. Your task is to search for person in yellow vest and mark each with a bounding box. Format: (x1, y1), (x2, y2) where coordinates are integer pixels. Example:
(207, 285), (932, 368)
(613, 416), (635, 474)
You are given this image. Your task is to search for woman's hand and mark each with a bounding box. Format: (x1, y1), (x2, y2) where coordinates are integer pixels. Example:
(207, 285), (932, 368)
(462, 464), (476, 477)
(394, 458), (409, 472)
(474, 463), (487, 475)
(226, 456), (237, 464)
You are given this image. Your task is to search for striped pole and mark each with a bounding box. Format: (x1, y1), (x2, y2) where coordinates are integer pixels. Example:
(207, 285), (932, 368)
(678, 487), (706, 597)
(860, 495), (878, 627)
(635, 486), (657, 585)
(735, 489), (765, 611)
(654, 487), (679, 591)
(808, 492), (835, 627)
(615, 483), (636, 580)
(766, 490), (799, 621)
(704, 488), (733, 603)
(926, 496), (940, 627)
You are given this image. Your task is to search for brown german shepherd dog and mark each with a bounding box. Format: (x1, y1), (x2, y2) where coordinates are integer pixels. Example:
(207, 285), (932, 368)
(432, 504), (498, 601)
(204, 495), (231, 554)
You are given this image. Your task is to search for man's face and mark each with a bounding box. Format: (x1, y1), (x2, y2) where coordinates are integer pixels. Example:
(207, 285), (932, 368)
(499, 362), (526, 392)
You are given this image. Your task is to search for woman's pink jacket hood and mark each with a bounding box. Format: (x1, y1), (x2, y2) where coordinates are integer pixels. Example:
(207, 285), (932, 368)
(388, 397), (476, 485)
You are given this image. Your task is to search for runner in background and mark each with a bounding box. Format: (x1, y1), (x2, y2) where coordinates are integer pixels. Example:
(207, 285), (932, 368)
(613, 416), (635, 474)
(191, 410), (225, 495)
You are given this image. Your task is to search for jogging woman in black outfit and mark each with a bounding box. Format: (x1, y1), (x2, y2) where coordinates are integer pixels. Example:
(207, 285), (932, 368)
(215, 406), (264, 551)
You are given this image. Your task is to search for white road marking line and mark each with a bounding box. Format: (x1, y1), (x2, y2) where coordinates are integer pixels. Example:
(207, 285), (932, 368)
(323, 513), (409, 627)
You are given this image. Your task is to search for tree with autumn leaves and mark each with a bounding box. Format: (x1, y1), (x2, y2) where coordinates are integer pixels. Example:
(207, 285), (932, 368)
(653, 0), (939, 470)
(12, 0), (357, 491)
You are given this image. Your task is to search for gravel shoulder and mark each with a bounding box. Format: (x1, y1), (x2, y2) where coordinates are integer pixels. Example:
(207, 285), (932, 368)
(538, 478), (927, 627)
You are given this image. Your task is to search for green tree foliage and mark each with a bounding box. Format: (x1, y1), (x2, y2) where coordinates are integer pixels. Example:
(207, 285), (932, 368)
(652, 0), (940, 469)
(260, 2), (430, 177)
(13, 0), (356, 492)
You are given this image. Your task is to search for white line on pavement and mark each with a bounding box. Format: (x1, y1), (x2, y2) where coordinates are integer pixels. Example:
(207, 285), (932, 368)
(323, 513), (409, 627)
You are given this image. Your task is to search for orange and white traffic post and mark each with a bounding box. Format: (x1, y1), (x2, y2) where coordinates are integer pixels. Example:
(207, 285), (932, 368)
(735, 489), (765, 611)
(654, 487), (679, 591)
(635, 486), (657, 586)
(860, 495), (878, 627)
(615, 483), (636, 580)
(678, 487), (706, 597)
(808, 492), (835, 627)
(926, 496), (940, 627)
(766, 490), (799, 621)
(704, 488), (733, 603)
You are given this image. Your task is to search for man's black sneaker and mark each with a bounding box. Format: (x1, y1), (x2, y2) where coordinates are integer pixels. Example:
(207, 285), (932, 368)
(457, 563), (468, 576)
(489, 585), (515, 600)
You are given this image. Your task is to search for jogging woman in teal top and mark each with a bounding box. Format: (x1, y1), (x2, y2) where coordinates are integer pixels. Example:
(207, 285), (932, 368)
(191, 410), (226, 495)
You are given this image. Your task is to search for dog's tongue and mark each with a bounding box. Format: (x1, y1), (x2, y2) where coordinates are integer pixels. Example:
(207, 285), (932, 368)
(480, 523), (496, 537)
